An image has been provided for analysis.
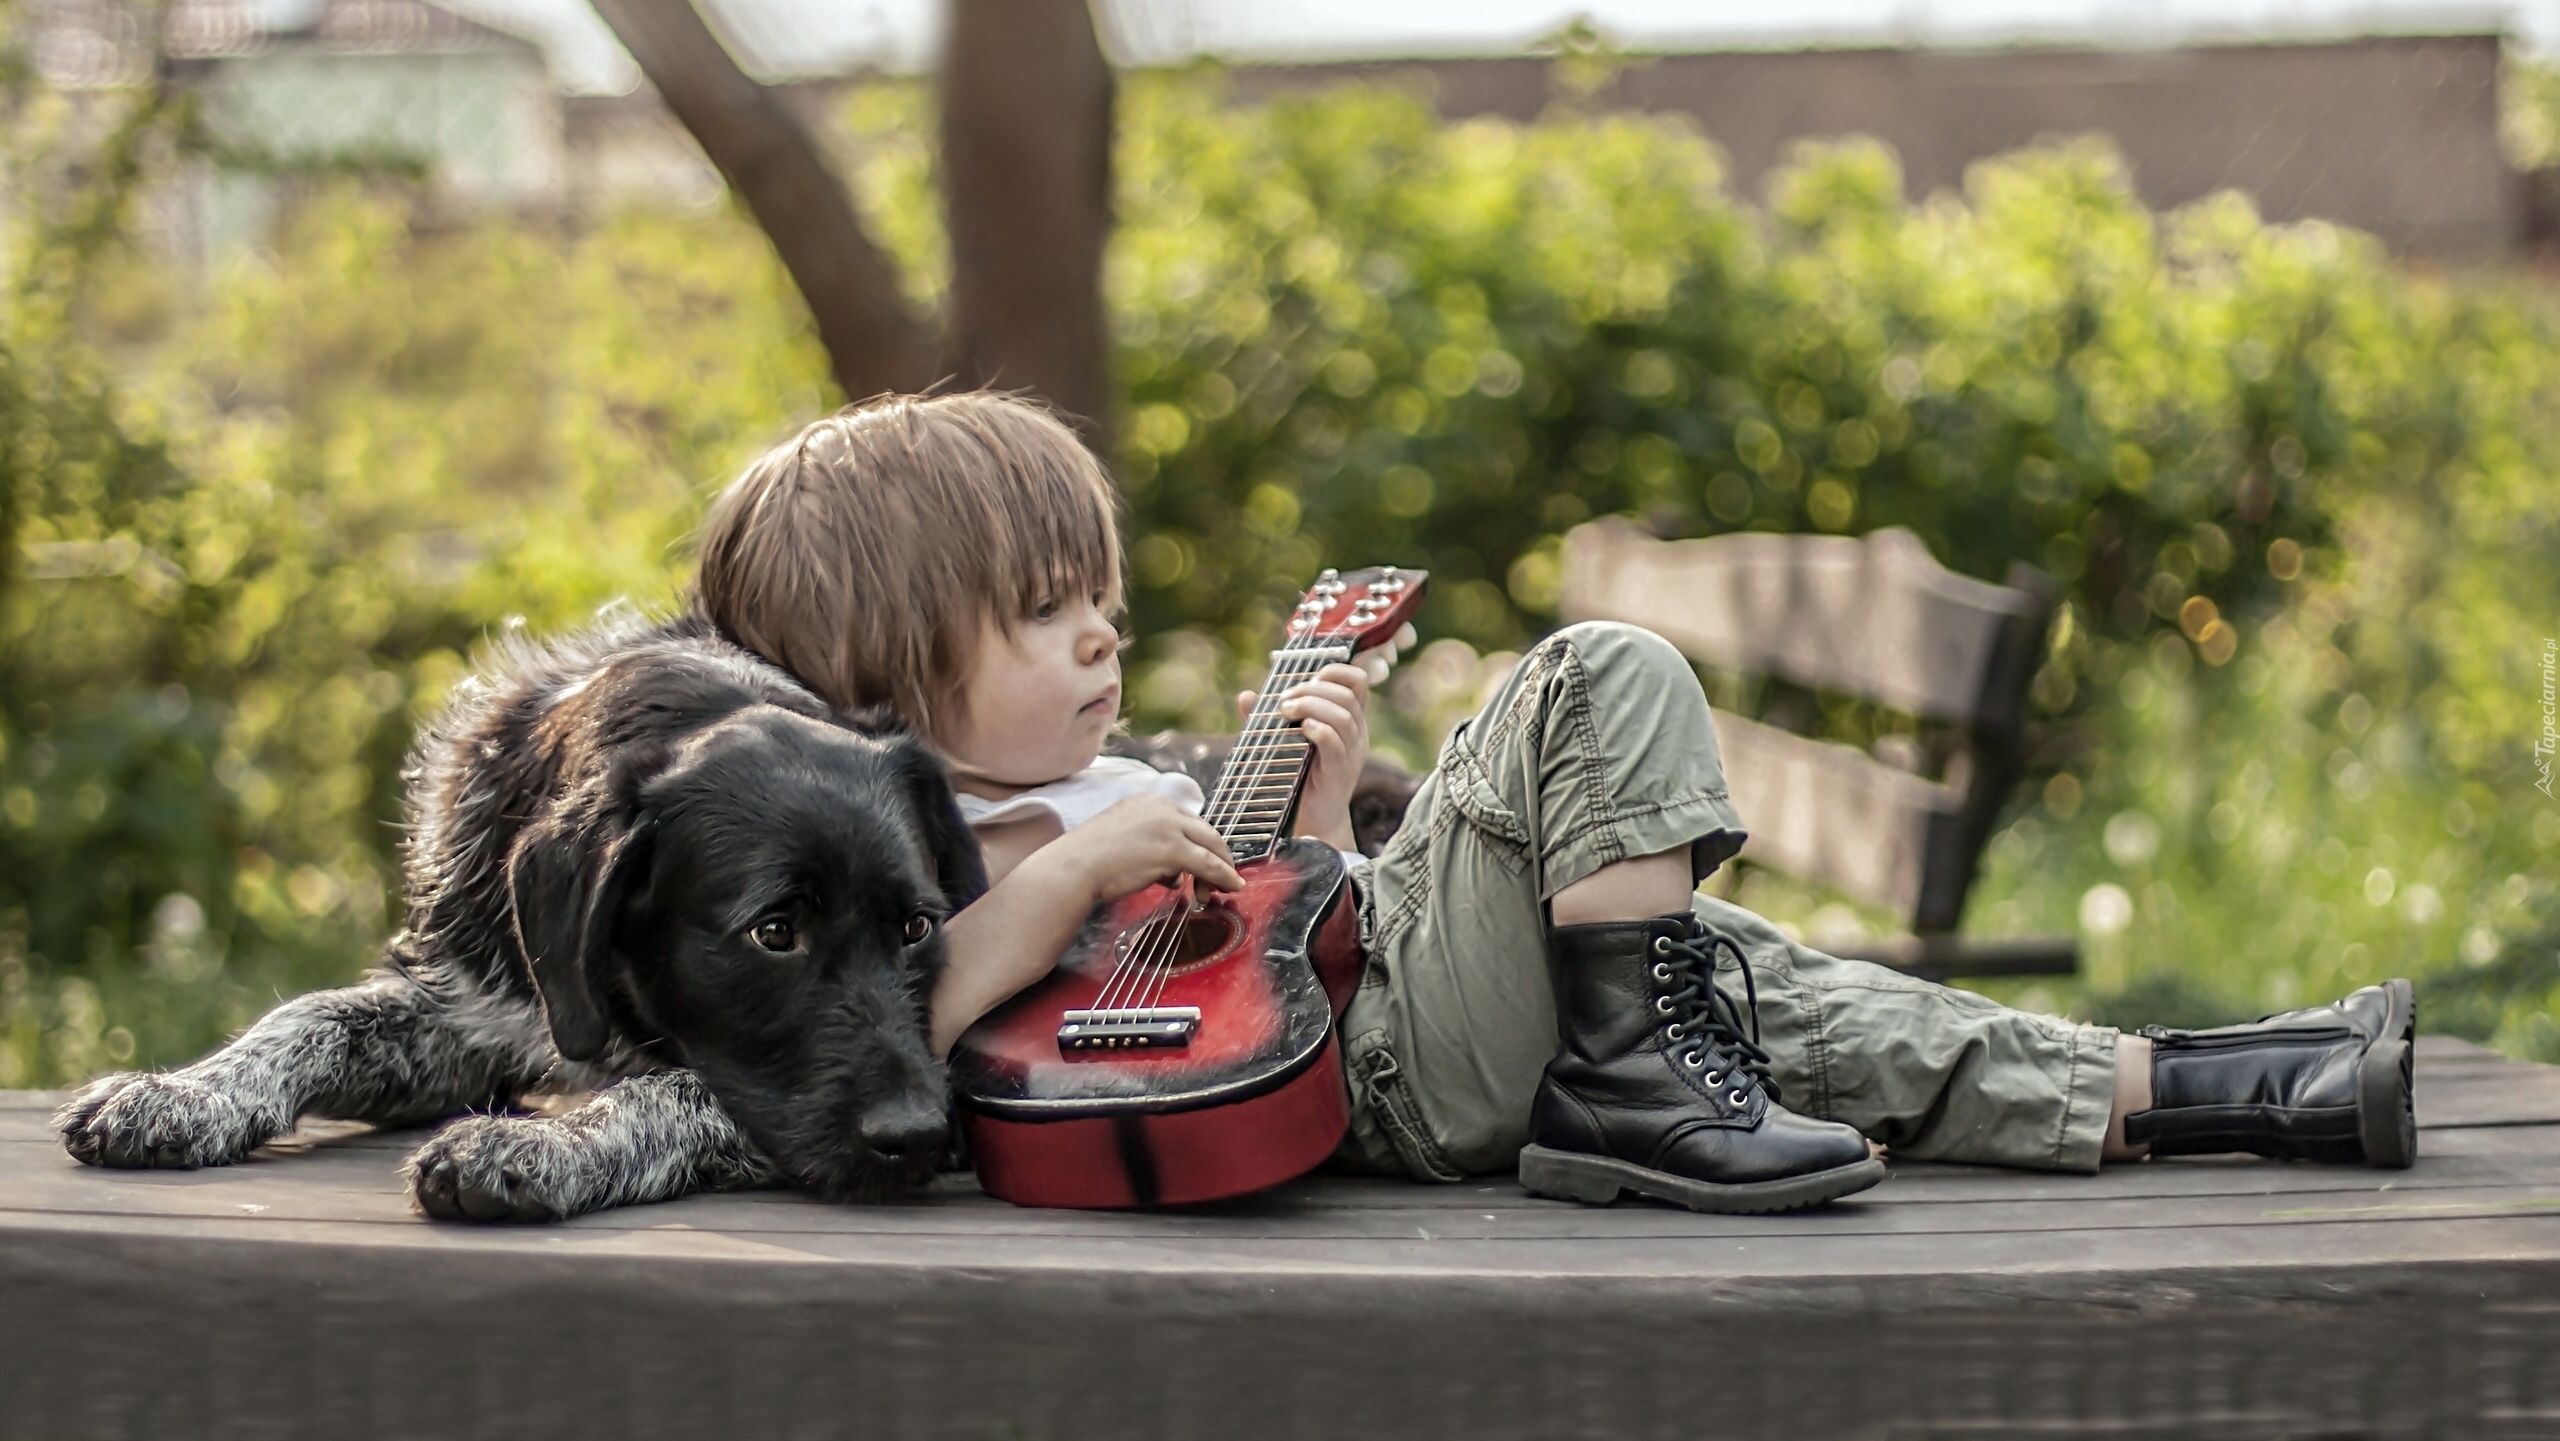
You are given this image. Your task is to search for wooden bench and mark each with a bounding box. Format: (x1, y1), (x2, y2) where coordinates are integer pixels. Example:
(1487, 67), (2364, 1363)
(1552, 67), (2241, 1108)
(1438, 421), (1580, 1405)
(1561, 518), (2076, 981)
(4, 1038), (2557, 1439)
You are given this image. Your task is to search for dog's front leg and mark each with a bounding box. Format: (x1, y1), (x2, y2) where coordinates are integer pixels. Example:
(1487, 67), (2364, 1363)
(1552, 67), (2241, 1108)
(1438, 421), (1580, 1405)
(403, 1069), (774, 1222)
(56, 975), (526, 1170)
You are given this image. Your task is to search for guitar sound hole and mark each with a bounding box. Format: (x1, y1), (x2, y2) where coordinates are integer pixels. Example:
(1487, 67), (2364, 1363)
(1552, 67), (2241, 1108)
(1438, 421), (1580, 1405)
(1115, 906), (1244, 977)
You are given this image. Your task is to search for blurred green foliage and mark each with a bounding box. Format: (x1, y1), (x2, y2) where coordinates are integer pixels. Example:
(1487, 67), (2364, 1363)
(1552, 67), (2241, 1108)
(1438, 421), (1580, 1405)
(0, 34), (833, 1083)
(1083, 75), (2558, 1047)
(0, 57), (2555, 1085)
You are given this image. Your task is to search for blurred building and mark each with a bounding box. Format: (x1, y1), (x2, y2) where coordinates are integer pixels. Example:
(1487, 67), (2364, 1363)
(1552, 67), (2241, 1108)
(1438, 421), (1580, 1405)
(38, 0), (563, 261)
(25, 1), (2531, 258)
(1228, 34), (2518, 257)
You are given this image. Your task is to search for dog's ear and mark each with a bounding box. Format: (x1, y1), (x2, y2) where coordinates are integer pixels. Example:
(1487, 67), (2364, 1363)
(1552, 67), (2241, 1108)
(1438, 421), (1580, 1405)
(889, 739), (987, 912)
(507, 803), (659, 1063)
(843, 708), (986, 912)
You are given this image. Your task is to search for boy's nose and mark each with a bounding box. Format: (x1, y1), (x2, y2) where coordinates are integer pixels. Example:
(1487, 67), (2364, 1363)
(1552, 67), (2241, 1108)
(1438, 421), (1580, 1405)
(1077, 615), (1119, 664)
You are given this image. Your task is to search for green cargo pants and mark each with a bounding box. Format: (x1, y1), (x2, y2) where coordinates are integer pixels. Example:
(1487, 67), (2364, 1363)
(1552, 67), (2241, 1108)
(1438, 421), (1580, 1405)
(1338, 620), (2119, 1180)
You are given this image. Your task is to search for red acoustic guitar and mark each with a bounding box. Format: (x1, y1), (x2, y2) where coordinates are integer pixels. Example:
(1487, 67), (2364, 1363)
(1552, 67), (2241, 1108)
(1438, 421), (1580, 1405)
(952, 566), (1430, 1209)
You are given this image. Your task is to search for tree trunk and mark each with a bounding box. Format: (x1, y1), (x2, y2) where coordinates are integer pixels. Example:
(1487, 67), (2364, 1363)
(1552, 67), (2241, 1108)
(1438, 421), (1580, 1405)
(940, 0), (1116, 447)
(589, 0), (938, 402)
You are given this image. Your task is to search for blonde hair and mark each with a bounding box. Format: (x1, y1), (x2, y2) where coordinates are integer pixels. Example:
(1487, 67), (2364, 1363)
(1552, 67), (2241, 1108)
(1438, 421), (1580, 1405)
(696, 392), (1122, 736)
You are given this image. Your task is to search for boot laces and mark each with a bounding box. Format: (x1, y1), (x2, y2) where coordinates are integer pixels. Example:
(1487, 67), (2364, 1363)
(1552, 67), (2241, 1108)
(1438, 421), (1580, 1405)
(1647, 926), (1781, 1107)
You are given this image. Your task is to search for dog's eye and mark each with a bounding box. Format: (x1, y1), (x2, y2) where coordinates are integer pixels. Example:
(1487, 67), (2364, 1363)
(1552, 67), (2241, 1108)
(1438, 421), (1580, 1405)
(750, 919), (797, 953)
(902, 913), (934, 946)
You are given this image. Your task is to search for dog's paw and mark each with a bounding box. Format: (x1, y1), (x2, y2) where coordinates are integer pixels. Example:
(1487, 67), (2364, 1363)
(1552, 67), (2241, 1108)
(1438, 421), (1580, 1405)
(54, 1072), (267, 1169)
(403, 1115), (594, 1223)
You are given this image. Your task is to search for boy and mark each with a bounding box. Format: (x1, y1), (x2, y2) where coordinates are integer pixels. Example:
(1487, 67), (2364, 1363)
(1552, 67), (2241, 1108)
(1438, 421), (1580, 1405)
(697, 392), (2417, 1213)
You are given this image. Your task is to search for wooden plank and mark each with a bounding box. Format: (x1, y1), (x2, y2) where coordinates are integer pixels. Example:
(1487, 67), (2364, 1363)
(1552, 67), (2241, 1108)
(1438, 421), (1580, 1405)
(1561, 518), (2044, 725)
(1710, 709), (1950, 917)
(4, 1046), (2554, 1248)
(8, 1045), (2560, 1441)
(2409, 1035), (2560, 1129)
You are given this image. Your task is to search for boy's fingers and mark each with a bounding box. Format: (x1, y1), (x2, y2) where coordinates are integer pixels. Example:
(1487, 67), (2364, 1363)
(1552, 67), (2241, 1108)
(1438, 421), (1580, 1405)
(1282, 669), (1366, 705)
(1193, 843), (1243, 890)
(1236, 690), (1258, 719)
(1286, 694), (1366, 741)
(1292, 704), (1358, 743)
(1177, 812), (1228, 852)
(1282, 680), (1363, 714)
(1357, 652), (1392, 686)
(1318, 662), (1371, 701)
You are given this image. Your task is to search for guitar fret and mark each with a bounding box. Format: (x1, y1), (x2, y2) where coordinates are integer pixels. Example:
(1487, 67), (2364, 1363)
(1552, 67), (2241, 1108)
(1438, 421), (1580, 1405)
(1207, 618), (1382, 838)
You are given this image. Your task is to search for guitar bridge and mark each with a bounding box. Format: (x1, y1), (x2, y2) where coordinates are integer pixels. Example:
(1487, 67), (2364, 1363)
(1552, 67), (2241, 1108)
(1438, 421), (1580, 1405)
(1058, 1007), (1201, 1054)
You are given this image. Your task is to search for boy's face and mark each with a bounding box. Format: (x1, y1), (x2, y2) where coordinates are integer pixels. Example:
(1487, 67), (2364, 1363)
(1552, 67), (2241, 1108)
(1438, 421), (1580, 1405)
(937, 588), (1122, 790)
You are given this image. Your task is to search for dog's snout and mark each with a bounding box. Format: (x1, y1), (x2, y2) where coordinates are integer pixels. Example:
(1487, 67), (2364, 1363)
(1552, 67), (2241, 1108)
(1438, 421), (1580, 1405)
(857, 1096), (947, 1161)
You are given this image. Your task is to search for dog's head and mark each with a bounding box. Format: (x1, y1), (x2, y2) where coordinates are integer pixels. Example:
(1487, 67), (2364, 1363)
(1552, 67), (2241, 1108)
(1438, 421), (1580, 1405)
(506, 704), (985, 1200)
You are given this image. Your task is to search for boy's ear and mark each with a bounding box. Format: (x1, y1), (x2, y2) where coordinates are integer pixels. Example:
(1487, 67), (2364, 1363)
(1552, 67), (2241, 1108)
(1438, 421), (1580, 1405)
(507, 804), (659, 1063)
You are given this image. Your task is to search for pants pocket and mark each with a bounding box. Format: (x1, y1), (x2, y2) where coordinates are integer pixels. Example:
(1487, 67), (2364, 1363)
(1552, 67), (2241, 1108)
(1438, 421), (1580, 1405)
(1344, 1028), (1466, 1183)
(1431, 718), (1532, 872)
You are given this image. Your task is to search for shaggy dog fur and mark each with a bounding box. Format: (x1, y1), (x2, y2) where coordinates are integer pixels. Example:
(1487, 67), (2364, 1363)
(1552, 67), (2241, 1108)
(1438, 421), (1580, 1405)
(54, 611), (984, 1221)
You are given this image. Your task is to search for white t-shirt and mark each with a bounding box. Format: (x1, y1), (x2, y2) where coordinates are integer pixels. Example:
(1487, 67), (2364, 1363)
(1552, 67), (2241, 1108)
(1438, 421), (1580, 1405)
(953, 754), (1366, 870)
(953, 755), (1206, 833)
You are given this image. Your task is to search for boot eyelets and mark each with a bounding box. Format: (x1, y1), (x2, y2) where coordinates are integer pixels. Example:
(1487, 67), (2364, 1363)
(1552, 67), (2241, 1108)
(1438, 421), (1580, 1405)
(1654, 996), (1675, 1015)
(1664, 1023), (1685, 1042)
(1682, 1049), (1705, 1069)
(1650, 962), (1673, 982)
(1652, 937), (1673, 954)
(1704, 1071), (1721, 1087)
(1728, 1090), (1748, 1107)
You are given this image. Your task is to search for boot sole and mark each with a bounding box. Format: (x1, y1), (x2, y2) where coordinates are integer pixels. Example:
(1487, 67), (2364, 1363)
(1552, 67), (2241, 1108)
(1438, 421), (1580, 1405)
(2357, 978), (2418, 1169)
(1517, 1145), (1886, 1215)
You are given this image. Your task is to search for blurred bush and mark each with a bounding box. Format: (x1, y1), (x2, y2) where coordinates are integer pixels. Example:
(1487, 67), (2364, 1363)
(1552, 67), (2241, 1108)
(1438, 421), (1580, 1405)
(1103, 84), (2343, 711)
(0, 44), (833, 1082)
(0, 59), (2554, 1083)
(1086, 76), (2560, 1044)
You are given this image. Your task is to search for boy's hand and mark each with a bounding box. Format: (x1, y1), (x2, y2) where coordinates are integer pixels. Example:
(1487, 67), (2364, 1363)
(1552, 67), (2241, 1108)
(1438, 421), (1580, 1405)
(1039, 792), (1243, 904)
(1240, 661), (1371, 854)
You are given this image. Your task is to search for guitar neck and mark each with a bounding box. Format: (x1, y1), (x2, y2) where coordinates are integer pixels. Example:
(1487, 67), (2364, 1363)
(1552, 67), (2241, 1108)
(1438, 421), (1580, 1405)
(1205, 641), (1350, 859)
(1202, 565), (1428, 862)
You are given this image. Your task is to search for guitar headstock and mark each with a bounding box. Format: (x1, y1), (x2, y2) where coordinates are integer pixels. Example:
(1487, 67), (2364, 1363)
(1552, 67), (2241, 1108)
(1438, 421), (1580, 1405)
(1287, 566), (1430, 654)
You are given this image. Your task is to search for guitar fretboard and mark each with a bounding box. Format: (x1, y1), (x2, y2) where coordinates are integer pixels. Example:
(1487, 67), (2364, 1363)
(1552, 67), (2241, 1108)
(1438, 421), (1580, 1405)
(1207, 643), (1350, 860)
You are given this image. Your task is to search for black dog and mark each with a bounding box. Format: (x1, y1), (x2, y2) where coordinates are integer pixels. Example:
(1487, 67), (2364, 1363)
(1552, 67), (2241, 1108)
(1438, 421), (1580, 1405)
(54, 611), (984, 1220)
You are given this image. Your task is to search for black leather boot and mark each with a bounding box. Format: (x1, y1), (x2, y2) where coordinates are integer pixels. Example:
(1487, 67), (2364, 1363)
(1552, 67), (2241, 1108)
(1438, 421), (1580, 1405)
(2124, 978), (2416, 1168)
(1518, 913), (1885, 1214)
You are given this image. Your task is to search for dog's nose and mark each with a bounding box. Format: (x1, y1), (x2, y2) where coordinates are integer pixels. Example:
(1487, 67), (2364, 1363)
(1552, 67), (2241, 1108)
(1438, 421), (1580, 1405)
(857, 1096), (947, 1161)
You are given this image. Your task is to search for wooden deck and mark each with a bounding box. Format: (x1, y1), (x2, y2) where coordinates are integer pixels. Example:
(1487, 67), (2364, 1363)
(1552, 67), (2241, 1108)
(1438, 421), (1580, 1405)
(6, 1037), (2560, 1440)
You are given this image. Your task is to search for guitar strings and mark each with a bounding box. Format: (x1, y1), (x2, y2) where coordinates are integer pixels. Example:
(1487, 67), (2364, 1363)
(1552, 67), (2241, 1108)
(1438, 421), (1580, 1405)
(1125, 632), (1328, 1016)
(1088, 576), (1391, 1031)
(1086, 610), (1325, 1021)
(1117, 607), (1334, 1020)
(1119, 623), (1325, 1017)
(1144, 580), (1376, 1009)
